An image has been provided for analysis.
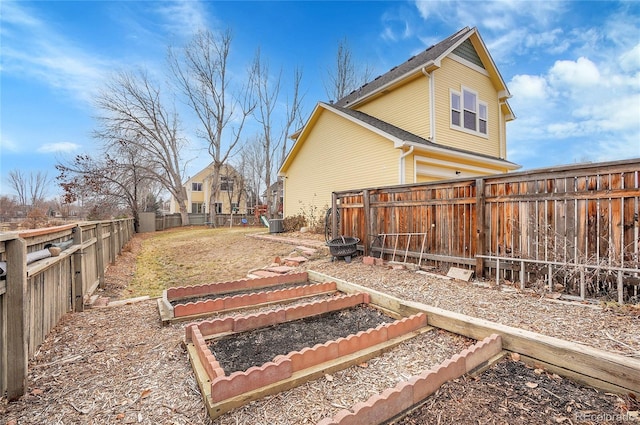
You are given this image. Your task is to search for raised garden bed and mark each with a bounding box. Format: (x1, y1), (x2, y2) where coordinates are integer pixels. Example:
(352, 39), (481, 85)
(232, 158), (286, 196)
(182, 276), (508, 423)
(177, 269), (640, 423)
(209, 304), (392, 374)
(158, 272), (340, 324)
(185, 291), (439, 419)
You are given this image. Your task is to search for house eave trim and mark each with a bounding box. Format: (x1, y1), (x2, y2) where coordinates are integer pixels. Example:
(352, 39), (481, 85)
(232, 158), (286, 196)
(397, 140), (521, 171)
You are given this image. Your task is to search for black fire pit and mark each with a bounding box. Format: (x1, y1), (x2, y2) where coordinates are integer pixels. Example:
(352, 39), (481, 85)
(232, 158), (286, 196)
(326, 236), (360, 263)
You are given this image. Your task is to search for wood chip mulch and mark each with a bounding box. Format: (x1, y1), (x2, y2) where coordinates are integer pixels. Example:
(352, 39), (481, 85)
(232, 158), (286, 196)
(2, 231), (638, 425)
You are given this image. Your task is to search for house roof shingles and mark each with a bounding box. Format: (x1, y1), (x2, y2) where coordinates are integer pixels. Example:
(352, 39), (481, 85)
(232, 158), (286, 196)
(334, 27), (472, 107)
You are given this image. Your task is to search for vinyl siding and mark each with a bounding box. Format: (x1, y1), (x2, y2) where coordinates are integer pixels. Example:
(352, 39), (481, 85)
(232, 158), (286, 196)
(191, 192), (205, 203)
(356, 76), (431, 141)
(433, 57), (502, 158)
(170, 164), (247, 214)
(283, 110), (399, 217)
(409, 145), (512, 182)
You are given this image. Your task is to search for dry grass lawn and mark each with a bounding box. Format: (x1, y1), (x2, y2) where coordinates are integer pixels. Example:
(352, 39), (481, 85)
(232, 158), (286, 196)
(118, 226), (301, 298)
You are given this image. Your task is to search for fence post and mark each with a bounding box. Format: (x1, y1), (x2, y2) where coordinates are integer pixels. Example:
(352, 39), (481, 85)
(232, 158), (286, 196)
(72, 225), (84, 312)
(110, 222), (117, 265)
(331, 192), (338, 239)
(6, 237), (27, 401)
(95, 223), (105, 288)
(117, 221), (124, 254)
(475, 178), (486, 278)
(363, 189), (370, 256)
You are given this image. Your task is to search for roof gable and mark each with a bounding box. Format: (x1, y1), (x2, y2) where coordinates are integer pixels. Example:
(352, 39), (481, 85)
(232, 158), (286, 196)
(452, 39), (484, 69)
(335, 26), (511, 108)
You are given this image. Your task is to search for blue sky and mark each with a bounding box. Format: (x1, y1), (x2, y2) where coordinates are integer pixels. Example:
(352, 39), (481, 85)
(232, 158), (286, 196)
(1, 0), (639, 199)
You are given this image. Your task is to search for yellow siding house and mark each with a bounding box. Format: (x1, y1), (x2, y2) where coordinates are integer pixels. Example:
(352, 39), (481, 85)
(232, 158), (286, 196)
(170, 163), (247, 215)
(279, 27), (520, 217)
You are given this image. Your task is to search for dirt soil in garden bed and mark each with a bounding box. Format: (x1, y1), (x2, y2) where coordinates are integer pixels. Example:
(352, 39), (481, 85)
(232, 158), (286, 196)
(397, 358), (639, 425)
(209, 304), (392, 373)
(2, 227), (638, 425)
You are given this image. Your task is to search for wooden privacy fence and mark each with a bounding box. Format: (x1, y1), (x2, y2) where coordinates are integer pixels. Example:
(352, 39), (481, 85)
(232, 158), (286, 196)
(331, 159), (640, 303)
(0, 218), (134, 400)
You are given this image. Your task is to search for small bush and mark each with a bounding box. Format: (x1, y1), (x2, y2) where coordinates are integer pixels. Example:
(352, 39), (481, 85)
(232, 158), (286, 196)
(23, 208), (48, 229)
(283, 214), (306, 232)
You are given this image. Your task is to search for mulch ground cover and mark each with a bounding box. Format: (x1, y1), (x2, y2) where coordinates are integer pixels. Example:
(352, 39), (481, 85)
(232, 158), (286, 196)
(396, 357), (639, 425)
(209, 304), (392, 374)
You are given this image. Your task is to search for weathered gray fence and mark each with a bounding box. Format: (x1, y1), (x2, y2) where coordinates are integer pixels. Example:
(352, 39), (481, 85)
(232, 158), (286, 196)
(155, 213), (260, 231)
(0, 219), (134, 400)
(333, 159), (640, 303)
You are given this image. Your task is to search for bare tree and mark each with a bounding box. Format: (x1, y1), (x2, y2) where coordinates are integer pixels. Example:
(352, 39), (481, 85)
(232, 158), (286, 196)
(93, 69), (190, 225)
(7, 170), (27, 207)
(323, 37), (373, 102)
(169, 29), (256, 225)
(7, 169), (51, 208)
(240, 135), (267, 209)
(252, 49), (303, 217)
(0, 195), (19, 221)
(56, 142), (156, 231)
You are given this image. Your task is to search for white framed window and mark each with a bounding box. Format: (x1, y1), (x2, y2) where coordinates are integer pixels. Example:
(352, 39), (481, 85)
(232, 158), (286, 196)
(451, 92), (461, 127)
(479, 102), (488, 135)
(191, 202), (204, 213)
(191, 182), (203, 191)
(450, 87), (488, 137)
(220, 176), (234, 192)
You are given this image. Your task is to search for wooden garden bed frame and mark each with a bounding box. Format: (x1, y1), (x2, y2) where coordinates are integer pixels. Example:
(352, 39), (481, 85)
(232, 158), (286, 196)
(308, 271), (639, 395)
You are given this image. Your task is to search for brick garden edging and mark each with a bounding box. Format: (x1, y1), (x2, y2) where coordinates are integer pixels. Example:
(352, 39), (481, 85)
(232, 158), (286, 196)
(316, 334), (503, 425)
(166, 271), (309, 300)
(185, 293), (369, 373)
(174, 281), (337, 317)
(159, 272), (313, 324)
(206, 312), (427, 403)
(184, 293), (434, 405)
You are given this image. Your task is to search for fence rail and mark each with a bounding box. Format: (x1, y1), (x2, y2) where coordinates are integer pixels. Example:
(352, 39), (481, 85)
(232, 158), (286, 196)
(332, 158), (640, 303)
(155, 213), (261, 231)
(0, 218), (134, 400)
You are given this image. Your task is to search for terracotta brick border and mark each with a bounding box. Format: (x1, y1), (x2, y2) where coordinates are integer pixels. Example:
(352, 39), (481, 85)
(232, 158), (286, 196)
(185, 294), (433, 405)
(316, 334), (503, 425)
(185, 293), (369, 381)
(202, 312), (428, 404)
(185, 293), (368, 342)
(174, 281), (337, 318)
(274, 313), (427, 373)
(166, 271), (309, 301)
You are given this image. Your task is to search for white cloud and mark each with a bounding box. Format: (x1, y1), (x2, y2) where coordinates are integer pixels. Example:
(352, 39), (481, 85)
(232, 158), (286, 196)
(1, 2), (111, 104)
(413, 0), (567, 60)
(37, 142), (81, 154)
(549, 57), (600, 87)
(0, 135), (20, 153)
(620, 43), (640, 72)
(594, 131), (640, 162)
(154, 0), (209, 39)
(380, 7), (416, 42)
(509, 74), (549, 100)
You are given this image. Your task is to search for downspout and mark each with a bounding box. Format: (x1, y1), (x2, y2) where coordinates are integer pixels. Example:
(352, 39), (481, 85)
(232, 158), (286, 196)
(421, 67), (436, 142)
(498, 101), (505, 159)
(398, 145), (414, 184)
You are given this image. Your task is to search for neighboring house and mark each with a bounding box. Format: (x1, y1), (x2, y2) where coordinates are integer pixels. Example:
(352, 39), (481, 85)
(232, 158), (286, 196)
(262, 179), (284, 217)
(170, 163), (248, 215)
(278, 27), (520, 217)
